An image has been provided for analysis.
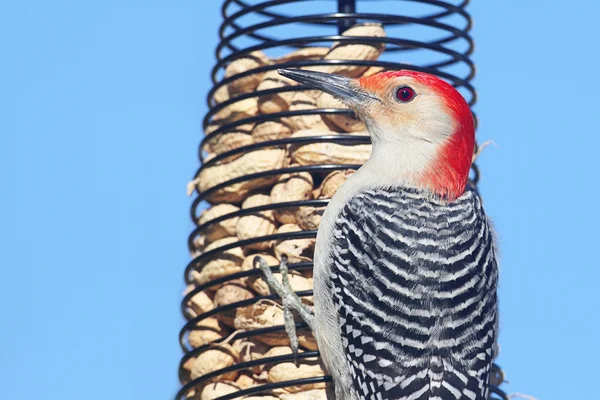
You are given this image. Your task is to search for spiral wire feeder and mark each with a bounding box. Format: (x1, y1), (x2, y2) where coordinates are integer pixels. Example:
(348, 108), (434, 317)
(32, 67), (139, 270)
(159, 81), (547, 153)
(180, 1), (507, 399)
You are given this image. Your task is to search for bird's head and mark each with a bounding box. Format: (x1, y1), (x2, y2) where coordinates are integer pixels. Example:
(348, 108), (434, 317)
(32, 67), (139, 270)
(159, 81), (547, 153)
(278, 68), (475, 200)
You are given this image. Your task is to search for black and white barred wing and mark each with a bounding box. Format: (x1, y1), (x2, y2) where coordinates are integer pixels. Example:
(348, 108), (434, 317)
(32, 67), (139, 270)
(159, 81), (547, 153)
(329, 188), (498, 400)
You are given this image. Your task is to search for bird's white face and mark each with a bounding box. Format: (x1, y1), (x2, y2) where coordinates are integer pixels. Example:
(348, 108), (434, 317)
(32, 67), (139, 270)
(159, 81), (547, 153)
(357, 76), (454, 143)
(354, 75), (457, 176)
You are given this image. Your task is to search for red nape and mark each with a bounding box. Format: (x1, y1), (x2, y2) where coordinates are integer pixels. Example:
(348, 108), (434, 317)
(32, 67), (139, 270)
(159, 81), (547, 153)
(421, 124), (474, 201)
(423, 73), (474, 200)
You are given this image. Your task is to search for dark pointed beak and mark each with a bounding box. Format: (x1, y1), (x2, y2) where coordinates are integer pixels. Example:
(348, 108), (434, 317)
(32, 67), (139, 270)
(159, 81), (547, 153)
(277, 68), (379, 107)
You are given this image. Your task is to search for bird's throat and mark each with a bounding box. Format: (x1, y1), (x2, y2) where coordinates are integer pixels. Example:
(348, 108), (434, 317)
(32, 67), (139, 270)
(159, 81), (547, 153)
(364, 132), (472, 201)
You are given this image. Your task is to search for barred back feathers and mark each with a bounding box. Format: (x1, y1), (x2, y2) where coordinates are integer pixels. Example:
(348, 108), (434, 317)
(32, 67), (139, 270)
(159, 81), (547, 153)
(318, 187), (498, 400)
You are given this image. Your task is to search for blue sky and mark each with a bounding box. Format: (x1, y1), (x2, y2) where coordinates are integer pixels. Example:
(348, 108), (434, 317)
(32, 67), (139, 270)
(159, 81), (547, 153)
(1, 1), (598, 399)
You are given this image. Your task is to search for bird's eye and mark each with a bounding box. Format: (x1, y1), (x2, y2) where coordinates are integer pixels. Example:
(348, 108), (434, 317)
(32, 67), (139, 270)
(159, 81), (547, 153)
(395, 86), (416, 103)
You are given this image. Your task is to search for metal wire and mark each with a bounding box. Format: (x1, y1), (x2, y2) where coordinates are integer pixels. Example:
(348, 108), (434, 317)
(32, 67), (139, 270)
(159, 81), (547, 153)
(181, 1), (506, 398)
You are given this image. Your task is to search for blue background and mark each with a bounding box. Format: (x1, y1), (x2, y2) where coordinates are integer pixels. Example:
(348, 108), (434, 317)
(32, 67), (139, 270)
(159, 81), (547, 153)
(2, 1), (597, 399)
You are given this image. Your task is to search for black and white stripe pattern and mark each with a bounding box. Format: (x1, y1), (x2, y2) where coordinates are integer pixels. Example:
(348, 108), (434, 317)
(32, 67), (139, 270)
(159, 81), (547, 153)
(329, 187), (498, 400)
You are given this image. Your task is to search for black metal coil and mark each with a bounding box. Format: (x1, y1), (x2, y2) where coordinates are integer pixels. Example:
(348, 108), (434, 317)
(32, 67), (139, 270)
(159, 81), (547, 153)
(181, 1), (506, 399)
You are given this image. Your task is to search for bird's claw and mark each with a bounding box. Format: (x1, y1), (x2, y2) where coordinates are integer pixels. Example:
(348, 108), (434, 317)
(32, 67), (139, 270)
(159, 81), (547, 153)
(253, 255), (315, 364)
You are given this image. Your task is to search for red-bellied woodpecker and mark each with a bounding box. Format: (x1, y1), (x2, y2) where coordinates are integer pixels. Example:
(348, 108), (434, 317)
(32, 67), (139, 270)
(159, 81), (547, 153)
(256, 68), (499, 400)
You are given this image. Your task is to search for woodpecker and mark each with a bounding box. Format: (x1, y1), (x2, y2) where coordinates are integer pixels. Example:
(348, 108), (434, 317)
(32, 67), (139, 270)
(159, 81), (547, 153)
(257, 68), (498, 400)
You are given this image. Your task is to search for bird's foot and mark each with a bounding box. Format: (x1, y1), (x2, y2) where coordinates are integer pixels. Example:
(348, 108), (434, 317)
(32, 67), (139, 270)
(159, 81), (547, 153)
(254, 255), (315, 364)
